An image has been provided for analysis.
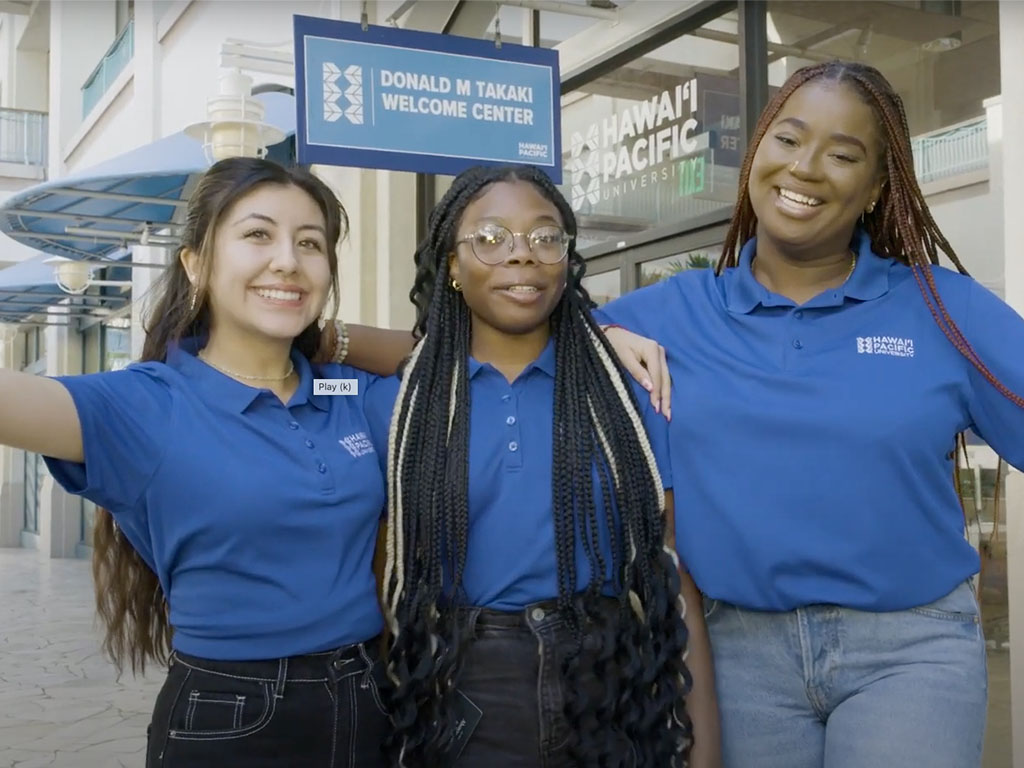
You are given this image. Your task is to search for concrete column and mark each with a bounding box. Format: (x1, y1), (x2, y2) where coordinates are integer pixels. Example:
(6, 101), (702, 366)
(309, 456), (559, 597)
(36, 308), (83, 558)
(998, 3), (1024, 765)
(130, 245), (172, 360)
(0, 325), (25, 547)
(313, 164), (377, 325)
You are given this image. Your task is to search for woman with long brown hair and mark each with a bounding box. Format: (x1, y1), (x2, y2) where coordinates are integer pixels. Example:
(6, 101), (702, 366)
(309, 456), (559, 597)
(0, 157), (390, 767)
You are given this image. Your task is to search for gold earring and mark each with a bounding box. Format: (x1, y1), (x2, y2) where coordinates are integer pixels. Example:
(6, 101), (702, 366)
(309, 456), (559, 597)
(866, 201), (876, 214)
(451, 279), (462, 292)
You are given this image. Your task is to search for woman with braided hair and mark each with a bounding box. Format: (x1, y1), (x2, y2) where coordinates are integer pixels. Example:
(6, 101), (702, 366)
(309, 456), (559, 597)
(361, 164), (720, 767)
(588, 60), (1024, 766)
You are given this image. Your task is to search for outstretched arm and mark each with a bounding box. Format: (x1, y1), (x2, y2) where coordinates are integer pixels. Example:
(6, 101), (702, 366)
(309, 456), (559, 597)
(0, 369), (82, 462)
(665, 489), (721, 767)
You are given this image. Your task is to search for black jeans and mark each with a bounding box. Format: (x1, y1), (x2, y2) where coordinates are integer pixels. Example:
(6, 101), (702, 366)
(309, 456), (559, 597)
(455, 599), (634, 768)
(146, 641), (390, 768)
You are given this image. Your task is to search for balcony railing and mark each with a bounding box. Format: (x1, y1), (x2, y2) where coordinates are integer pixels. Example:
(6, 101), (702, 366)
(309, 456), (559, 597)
(0, 108), (48, 166)
(911, 116), (988, 184)
(81, 20), (135, 118)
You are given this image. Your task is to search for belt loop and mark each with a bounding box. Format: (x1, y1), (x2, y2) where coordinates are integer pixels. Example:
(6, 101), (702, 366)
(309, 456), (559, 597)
(357, 643), (374, 688)
(275, 657), (288, 699)
(465, 606), (482, 640)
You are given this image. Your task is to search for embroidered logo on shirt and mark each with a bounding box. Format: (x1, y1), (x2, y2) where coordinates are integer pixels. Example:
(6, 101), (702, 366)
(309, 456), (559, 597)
(856, 336), (915, 358)
(339, 431), (375, 458)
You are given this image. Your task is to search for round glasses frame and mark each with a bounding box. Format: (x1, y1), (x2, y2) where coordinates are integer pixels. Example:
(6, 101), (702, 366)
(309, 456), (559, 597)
(455, 225), (571, 265)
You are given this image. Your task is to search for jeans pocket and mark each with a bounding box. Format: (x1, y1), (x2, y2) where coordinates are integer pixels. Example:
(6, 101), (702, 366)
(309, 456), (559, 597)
(167, 672), (276, 742)
(908, 582), (980, 624)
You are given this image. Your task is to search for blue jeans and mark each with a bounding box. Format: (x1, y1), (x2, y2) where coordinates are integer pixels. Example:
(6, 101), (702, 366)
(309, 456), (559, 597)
(706, 581), (987, 768)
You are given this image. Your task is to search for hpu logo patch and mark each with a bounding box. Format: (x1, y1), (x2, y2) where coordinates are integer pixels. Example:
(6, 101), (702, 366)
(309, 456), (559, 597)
(339, 431), (375, 458)
(856, 336), (915, 357)
(323, 62), (363, 124)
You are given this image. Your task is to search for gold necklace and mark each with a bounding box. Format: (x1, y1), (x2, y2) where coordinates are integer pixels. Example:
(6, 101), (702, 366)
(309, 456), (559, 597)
(844, 250), (858, 282)
(198, 352), (295, 382)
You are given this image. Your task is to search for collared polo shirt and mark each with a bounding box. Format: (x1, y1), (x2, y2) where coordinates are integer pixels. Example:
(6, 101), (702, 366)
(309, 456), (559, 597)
(364, 338), (672, 611)
(596, 228), (1024, 612)
(45, 339), (385, 660)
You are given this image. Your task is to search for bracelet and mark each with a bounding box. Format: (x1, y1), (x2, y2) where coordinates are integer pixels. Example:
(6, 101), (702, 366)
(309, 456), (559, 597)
(332, 319), (350, 364)
(600, 323), (625, 332)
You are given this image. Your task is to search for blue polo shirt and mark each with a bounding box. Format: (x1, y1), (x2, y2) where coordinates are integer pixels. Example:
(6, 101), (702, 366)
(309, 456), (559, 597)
(364, 339), (672, 610)
(596, 228), (1024, 612)
(44, 340), (386, 660)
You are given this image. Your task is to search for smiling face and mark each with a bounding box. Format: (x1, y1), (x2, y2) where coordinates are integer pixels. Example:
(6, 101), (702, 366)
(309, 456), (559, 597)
(748, 79), (886, 258)
(183, 183), (332, 343)
(448, 179), (569, 337)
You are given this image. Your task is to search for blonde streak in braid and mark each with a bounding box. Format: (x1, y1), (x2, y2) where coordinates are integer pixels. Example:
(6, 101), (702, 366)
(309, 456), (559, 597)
(588, 326), (665, 510)
(587, 328), (667, 622)
(384, 341), (426, 631)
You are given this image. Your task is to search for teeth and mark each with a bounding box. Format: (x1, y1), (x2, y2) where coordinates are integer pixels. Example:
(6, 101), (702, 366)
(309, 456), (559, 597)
(779, 188), (822, 206)
(505, 285), (538, 293)
(256, 289), (301, 301)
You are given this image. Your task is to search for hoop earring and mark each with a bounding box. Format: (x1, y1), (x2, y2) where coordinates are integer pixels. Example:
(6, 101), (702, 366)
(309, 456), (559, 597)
(451, 279), (462, 292)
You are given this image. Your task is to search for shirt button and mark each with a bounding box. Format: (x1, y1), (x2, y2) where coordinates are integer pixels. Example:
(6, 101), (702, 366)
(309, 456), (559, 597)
(792, 339), (803, 349)
(794, 310), (803, 319)
(288, 421), (299, 430)
(508, 441), (519, 452)
(506, 416), (516, 426)
(317, 463), (327, 474)
(531, 607), (545, 621)
(305, 439), (315, 449)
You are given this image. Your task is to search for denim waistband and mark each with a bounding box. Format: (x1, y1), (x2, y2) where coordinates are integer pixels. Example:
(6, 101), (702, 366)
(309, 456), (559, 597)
(461, 596), (624, 633)
(170, 638), (378, 684)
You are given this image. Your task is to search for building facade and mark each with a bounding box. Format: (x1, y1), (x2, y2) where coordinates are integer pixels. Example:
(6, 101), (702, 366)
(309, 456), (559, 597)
(0, 1), (1020, 764)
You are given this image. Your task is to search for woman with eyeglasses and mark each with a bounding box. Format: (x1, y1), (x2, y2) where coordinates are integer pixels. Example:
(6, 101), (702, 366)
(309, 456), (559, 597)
(360, 164), (720, 767)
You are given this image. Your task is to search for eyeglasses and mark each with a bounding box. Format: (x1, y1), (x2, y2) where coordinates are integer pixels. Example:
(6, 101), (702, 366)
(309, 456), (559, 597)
(455, 224), (571, 265)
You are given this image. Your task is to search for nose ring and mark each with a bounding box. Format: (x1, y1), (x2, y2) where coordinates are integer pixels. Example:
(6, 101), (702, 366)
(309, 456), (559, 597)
(790, 161), (799, 173)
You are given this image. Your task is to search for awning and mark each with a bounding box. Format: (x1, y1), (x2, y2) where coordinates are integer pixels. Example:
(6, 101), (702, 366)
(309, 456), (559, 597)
(0, 253), (130, 325)
(0, 91), (295, 261)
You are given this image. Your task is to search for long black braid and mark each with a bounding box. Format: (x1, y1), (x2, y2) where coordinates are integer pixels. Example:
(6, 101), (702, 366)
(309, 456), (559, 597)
(385, 164), (693, 767)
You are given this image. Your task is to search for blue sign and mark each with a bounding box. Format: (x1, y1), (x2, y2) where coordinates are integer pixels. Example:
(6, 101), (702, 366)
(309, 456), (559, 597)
(294, 16), (561, 181)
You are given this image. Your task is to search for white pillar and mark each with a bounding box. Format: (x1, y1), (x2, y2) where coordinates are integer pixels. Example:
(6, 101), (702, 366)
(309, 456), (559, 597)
(36, 308), (82, 558)
(0, 324), (25, 547)
(131, 245), (172, 360)
(998, 3), (1024, 765)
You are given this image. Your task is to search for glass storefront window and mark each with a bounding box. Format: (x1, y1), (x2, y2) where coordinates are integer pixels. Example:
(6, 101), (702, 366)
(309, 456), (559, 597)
(581, 268), (620, 307)
(101, 320), (131, 371)
(639, 248), (718, 288)
(561, 13), (741, 249)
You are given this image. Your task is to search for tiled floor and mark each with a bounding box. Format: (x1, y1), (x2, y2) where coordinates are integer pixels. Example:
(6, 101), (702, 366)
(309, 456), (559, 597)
(0, 548), (161, 767)
(0, 547), (1014, 767)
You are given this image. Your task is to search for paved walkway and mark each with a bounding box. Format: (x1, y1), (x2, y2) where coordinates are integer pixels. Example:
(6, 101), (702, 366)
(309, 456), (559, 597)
(0, 548), (161, 767)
